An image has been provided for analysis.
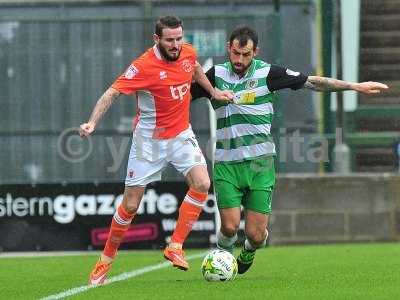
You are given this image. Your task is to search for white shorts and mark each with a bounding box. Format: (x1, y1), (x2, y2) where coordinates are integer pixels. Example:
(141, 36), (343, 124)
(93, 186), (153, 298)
(125, 127), (207, 186)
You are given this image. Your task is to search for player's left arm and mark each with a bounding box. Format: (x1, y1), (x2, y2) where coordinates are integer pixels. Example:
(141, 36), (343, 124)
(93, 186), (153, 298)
(193, 61), (233, 101)
(303, 76), (389, 94)
(266, 65), (389, 94)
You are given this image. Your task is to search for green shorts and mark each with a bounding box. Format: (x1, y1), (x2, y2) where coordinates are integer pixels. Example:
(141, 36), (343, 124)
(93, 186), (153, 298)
(213, 157), (276, 214)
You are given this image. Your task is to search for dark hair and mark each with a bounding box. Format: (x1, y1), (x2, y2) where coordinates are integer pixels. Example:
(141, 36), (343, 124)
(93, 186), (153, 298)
(229, 26), (258, 49)
(155, 16), (183, 37)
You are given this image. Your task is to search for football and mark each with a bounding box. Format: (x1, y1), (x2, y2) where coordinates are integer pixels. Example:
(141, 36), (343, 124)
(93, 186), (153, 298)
(200, 249), (238, 282)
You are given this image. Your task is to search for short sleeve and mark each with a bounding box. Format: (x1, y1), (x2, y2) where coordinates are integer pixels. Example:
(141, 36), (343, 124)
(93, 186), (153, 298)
(267, 65), (308, 92)
(111, 60), (149, 95)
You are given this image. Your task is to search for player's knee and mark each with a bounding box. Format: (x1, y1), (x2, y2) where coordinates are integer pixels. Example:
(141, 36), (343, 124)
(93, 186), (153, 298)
(124, 202), (139, 214)
(191, 177), (210, 193)
(247, 228), (268, 248)
(123, 190), (142, 214)
(221, 223), (239, 237)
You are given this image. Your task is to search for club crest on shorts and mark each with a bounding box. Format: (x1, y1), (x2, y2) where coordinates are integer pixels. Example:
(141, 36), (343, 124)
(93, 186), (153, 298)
(182, 59), (193, 73)
(128, 170), (135, 178)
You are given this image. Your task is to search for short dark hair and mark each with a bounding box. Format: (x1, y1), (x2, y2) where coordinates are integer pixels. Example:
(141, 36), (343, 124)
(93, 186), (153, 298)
(229, 26), (258, 49)
(155, 16), (183, 37)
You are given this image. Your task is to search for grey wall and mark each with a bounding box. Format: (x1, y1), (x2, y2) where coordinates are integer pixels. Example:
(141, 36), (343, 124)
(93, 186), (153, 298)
(269, 174), (400, 244)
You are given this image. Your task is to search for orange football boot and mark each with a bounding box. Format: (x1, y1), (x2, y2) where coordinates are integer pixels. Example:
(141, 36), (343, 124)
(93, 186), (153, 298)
(163, 246), (189, 271)
(88, 260), (112, 285)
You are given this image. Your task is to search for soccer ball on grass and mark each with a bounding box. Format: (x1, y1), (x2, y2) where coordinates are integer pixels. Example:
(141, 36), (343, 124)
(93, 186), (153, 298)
(201, 249), (238, 282)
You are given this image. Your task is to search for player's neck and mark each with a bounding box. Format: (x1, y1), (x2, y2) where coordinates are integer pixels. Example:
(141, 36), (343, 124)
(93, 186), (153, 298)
(234, 70), (248, 79)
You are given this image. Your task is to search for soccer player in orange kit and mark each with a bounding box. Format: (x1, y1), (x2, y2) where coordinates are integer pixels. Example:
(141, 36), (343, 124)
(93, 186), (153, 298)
(79, 16), (233, 285)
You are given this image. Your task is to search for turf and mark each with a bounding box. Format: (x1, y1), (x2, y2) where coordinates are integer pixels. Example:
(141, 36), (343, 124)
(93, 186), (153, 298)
(1, 243), (400, 300)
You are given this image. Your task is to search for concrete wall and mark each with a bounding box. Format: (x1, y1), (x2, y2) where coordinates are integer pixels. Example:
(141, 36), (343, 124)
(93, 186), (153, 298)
(269, 174), (400, 244)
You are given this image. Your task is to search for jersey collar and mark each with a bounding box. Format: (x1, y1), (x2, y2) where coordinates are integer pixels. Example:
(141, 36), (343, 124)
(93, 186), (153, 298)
(228, 59), (256, 80)
(153, 44), (163, 60)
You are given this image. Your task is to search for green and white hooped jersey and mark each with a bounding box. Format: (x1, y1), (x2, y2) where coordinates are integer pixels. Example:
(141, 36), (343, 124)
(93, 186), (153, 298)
(212, 59), (276, 163)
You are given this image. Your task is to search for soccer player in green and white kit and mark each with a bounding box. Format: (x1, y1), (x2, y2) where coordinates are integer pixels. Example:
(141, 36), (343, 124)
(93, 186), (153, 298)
(191, 26), (388, 274)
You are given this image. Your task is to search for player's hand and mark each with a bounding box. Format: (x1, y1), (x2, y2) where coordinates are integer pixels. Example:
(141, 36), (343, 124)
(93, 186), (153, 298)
(353, 81), (389, 94)
(212, 88), (234, 102)
(79, 122), (96, 137)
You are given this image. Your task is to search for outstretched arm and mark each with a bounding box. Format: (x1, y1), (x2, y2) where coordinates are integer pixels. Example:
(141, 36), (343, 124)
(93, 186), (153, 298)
(303, 76), (389, 94)
(79, 87), (121, 137)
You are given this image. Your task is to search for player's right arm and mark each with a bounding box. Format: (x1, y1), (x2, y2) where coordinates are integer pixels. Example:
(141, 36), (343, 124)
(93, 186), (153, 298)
(79, 87), (121, 137)
(80, 58), (149, 137)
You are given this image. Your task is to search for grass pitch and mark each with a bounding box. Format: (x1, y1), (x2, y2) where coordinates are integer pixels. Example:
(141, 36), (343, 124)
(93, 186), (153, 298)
(1, 243), (399, 300)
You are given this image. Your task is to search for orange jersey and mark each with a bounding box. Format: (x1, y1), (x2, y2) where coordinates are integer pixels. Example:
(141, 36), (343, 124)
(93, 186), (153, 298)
(112, 43), (197, 139)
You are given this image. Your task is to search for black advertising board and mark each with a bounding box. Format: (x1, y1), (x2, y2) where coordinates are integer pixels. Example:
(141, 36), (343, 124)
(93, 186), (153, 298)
(0, 182), (217, 251)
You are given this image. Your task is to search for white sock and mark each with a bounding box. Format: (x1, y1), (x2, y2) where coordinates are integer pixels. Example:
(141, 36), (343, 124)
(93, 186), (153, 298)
(217, 231), (237, 250)
(244, 239), (256, 251)
(244, 229), (269, 251)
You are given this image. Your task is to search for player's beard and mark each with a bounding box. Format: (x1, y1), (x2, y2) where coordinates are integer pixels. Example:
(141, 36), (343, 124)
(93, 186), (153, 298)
(230, 60), (252, 77)
(158, 44), (181, 62)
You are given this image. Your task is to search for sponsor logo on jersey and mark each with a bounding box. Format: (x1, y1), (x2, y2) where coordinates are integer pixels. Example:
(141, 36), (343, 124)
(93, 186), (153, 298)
(286, 69), (300, 76)
(234, 91), (256, 104)
(221, 83), (231, 90)
(182, 59), (193, 72)
(159, 70), (167, 80)
(124, 64), (139, 79)
(170, 83), (190, 100)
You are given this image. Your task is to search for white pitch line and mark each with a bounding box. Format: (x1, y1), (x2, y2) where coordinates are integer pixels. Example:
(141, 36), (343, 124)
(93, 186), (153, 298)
(39, 252), (206, 300)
